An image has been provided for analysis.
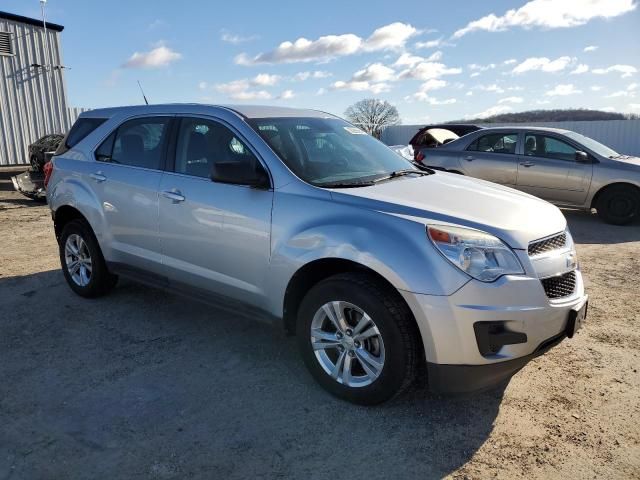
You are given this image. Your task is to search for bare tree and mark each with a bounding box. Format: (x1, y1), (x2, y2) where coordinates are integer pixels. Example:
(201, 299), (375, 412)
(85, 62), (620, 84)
(344, 99), (400, 138)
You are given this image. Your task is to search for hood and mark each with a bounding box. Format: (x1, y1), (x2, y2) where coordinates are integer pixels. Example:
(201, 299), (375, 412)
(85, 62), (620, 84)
(329, 172), (566, 249)
(607, 155), (640, 168)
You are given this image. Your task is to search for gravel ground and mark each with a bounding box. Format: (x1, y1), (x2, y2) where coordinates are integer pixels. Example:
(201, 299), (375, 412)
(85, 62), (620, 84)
(1, 167), (639, 479)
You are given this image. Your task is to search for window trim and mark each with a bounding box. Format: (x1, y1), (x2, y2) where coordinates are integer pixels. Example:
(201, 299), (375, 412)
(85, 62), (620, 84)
(93, 115), (173, 172)
(166, 114), (273, 189)
(466, 131), (519, 155)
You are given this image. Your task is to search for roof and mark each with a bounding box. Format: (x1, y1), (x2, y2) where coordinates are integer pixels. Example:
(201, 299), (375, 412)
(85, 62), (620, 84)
(81, 103), (336, 120)
(0, 11), (64, 32)
(478, 126), (572, 134)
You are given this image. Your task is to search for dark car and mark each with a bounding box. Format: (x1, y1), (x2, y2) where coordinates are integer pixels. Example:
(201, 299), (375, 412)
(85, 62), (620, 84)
(410, 124), (482, 161)
(29, 133), (64, 171)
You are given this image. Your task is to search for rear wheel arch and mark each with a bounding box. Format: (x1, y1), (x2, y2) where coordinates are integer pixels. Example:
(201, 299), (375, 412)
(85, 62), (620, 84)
(54, 205), (91, 241)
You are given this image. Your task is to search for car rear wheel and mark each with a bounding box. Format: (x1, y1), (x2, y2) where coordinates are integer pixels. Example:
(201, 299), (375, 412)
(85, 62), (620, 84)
(596, 185), (639, 225)
(59, 219), (118, 297)
(297, 272), (421, 405)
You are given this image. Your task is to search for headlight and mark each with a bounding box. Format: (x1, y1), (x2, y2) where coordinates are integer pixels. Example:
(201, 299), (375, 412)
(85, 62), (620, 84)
(427, 225), (524, 282)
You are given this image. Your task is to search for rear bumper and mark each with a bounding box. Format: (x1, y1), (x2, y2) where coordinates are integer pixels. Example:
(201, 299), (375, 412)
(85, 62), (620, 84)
(11, 170), (46, 198)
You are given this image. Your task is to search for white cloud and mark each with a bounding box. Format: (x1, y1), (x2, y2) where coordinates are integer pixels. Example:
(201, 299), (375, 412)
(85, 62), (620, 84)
(571, 64), (589, 74)
(292, 70), (332, 81)
(466, 105), (513, 119)
(352, 63), (396, 82)
(453, 0), (636, 38)
(601, 106), (616, 112)
(536, 99), (552, 105)
(466, 91), (473, 96)
(419, 79), (448, 92)
(331, 80), (391, 94)
(511, 56), (573, 74)
(236, 22), (417, 65)
(503, 58), (517, 65)
(590, 85), (603, 91)
(498, 96), (524, 104)
(630, 103), (640, 109)
(628, 83), (639, 91)
(474, 84), (505, 93)
(545, 84), (582, 96)
(251, 73), (281, 86)
(394, 53), (425, 67)
(123, 45), (182, 68)
(507, 85), (524, 91)
(584, 45), (599, 52)
(606, 83), (638, 97)
(278, 90), (295, 99)
(469, 63), (497, 71)
(215, 79), (272, 101)
(426, 51), (443, 62)
(398, 62), (462, 81)
(592, 64), (638, 78)
(407, 92), (457, 104)
(415, 38), (442, 49)
(470, 72), (480, 78)
(221, 31), (259, 44)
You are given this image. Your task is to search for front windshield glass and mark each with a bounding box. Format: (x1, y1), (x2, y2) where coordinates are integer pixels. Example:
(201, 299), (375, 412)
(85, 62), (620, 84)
(565, 131), (619, 158)
(249, 117), (416, 186)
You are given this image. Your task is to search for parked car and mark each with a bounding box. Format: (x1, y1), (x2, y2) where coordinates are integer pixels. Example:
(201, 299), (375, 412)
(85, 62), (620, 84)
(47, 105), (588, 404)
(415, 126), (640, 225)
(10, 133), (63, 200)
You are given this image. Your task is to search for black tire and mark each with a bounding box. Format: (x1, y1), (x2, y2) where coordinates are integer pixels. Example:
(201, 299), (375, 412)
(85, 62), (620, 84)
(59, 219), (118, 297)
(297, 272), (421, 405)
(596, 185), (640, 225)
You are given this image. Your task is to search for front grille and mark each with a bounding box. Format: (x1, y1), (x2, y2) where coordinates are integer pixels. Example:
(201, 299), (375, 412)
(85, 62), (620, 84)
(541, 271), (576, 299)
(528, 232), (567, 256)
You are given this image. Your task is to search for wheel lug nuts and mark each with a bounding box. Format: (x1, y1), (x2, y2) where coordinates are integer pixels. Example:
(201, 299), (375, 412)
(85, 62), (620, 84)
(346, 329), (353, 336)
(354, 341), (361, 348)
(348, 351), (355, 357)
(336, 332), (343, 339)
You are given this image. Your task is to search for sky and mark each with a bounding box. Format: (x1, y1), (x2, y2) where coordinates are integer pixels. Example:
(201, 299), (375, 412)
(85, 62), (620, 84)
(5, 0), (640, 123)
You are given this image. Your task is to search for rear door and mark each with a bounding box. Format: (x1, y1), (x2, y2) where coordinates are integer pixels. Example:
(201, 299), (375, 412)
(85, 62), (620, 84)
(460, 131), (519, 185)
(91, 116), (171, 275)
(516, 132), (592, 205)
(158, 116), (273, 307)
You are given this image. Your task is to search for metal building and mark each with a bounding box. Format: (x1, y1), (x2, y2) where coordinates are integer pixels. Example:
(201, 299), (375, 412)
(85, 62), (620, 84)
(0, 11), (75, 166)
(381, 119), (640, 157)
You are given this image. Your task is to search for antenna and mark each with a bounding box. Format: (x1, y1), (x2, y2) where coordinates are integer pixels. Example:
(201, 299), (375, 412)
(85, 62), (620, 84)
(137, 80), (149, 105)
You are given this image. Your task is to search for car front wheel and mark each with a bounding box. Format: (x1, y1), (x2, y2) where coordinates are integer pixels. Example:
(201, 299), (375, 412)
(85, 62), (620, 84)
(297, 272), (421, 405)
(596, 185), (639, 225)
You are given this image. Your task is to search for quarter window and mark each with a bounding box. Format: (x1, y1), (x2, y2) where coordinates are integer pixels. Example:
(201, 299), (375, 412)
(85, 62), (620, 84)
(56, 118), (107, 155)
(468, 133), (518, 154)
(97, 117), (170, 170)
(174, 117), (261, 180)
(524, 134), (578, 161)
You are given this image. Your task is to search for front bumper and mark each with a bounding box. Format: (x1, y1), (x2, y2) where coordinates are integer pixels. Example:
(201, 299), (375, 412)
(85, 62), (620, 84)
(400, 269), (587, 393)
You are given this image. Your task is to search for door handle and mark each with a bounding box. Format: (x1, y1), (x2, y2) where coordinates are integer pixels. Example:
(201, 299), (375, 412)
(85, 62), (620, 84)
(161, 190), (185, 203)
(465, 155), (474, 161)
(519, 161), (534, 168)
(90, 172), (107, 182)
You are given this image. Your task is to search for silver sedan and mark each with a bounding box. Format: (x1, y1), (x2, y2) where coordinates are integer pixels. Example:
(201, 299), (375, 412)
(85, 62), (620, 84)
(416, 126), (640, 225)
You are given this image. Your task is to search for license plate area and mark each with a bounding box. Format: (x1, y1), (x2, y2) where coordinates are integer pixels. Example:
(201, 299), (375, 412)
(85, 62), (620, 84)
(566, 301), (588, 338)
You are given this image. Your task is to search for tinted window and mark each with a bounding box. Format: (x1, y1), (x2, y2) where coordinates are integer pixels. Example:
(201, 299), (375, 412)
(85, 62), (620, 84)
(525, 134), (578, 161)
(102, 117), (170, 170)
(174, 117), (261, 180)
(56, 118), (106, 155)
(468, 133), (518, 154)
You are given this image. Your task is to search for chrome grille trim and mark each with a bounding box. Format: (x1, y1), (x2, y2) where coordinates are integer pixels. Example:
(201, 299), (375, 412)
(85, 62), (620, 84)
(540, 271), (576, 299)
(528, 232), (567, 257)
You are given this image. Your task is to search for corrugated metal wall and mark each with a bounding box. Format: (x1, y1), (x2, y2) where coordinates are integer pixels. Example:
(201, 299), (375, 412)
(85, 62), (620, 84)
(0, 17), (71, 166)
(380, 119), (640, 157)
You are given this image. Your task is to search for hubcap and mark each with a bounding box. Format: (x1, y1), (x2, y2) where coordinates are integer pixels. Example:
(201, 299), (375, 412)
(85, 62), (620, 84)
(64, 234), (92, 287)
(310, 301), (385, 388)
(609, 195), (633, 218)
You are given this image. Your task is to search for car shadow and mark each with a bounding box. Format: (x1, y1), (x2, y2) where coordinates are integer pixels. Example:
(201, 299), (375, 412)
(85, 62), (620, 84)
(562, 208), (640, 244)
(0, 270), (504, 479)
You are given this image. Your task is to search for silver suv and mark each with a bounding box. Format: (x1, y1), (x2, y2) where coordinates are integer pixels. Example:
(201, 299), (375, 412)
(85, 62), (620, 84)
(47, 105), (588, 404)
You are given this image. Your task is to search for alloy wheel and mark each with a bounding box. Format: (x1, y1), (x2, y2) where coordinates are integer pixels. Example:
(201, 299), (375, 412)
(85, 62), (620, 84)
(64, 233), (92, 287)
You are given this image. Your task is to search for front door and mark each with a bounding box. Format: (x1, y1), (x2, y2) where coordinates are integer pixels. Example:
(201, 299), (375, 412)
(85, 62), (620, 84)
(516, 133), (593, 205)
(158, 116), (273, 307)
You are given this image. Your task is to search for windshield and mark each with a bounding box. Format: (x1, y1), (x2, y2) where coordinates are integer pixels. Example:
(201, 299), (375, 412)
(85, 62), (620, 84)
(249, 117), (416, 186)
(564, 131), (619, 158)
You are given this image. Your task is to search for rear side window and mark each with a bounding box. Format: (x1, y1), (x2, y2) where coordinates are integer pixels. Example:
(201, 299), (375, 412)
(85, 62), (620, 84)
(55, 118), (107, 155)
(96, 117), (170, 170)
(468, 133), (517, 154)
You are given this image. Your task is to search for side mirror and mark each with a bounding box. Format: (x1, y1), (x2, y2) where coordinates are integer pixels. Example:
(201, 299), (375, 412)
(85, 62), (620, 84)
(211, 162), (270, 189)
(575, 151), (589, 163)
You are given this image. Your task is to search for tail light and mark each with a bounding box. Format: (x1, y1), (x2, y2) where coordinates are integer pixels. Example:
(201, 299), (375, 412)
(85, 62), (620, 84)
(43, 161), (53, 188)
(415, 151), (425, 163)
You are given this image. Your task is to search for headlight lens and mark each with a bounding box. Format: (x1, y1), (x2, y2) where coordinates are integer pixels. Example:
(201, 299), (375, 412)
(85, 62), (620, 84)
(427, 225), (524, 282)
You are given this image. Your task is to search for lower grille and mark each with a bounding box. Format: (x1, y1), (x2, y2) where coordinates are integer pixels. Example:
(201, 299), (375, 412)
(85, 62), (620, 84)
(541, 271), (576, 299)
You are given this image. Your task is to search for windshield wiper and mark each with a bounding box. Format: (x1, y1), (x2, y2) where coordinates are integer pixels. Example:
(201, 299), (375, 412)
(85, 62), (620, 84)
(371, 169), (432, 184)
(316, 179), (376, 188)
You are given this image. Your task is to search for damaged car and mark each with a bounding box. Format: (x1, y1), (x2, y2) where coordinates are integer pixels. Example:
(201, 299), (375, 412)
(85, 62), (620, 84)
(11, 133), (63, 200)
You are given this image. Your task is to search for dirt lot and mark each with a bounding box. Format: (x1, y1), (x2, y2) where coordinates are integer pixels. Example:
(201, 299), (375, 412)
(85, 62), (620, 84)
(1, 167), (639, 479)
